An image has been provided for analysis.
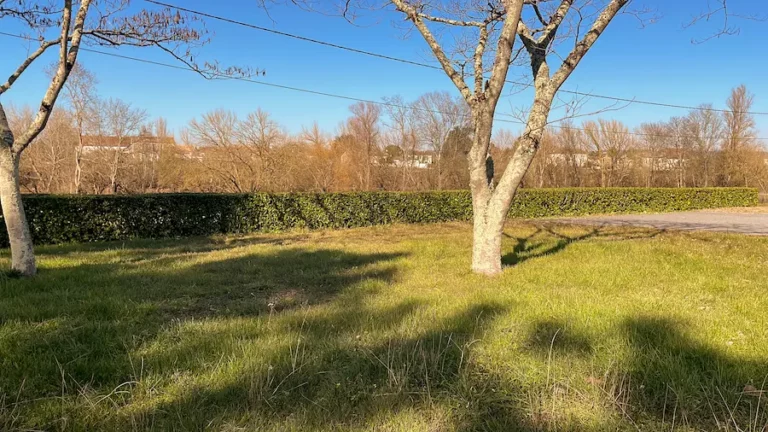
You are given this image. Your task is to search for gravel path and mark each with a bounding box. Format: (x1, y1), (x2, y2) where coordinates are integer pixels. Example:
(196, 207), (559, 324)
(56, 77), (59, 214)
(555, 208), (768, 235)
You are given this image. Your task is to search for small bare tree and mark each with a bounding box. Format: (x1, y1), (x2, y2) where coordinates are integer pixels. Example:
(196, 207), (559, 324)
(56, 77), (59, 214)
(188, 109), (249, 192)
(666, 116), (694, 188)
(583, 119), (633, 187)
(22, 109), (77, 193)
(187, 109), (284, 192)
(383, 95), (419, 190)
(94, 98), (148, 194)
(58, 64), (98, 194)
(316, 0), (756, 274)
(685, 105), (722, 187)
(721, 85), (759, 187)
(637, 122), (668, 187)
(238, 109), (284, 189)
(347, 102), (382, 190)
(552, 123), (586, 187)
(411, 91), (468, 190)
(0, 0), (227, 275)
(301, 123), (336, 192)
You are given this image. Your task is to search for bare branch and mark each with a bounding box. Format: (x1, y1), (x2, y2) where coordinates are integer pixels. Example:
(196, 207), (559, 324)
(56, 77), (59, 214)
(551, 0), (628, 90)
(0, 38), (60, 95)
(389, 0), (473, 102)
(473, 24), (489, 95)
(531, 2), (547, 26)
(536, 0), (574, 47)
(14, 0), (92, 154)
(685, 0), (766, 44)
(416, 12), (485, 27)
(484, 0), (526, 105)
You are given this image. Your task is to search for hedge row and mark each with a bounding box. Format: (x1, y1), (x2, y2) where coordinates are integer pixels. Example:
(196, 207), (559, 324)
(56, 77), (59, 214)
(0, 188), (757, 246)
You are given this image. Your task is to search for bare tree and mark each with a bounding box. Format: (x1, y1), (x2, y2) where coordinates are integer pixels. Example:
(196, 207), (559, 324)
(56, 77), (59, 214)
(91, 98), (148, 194)
(340, 0), (633, 274)
(301, 123), (335, 192)
(637, 122), (667, 187)
(0, 0), (226, 275)
(347, 102), (381, 190)
(188, 109), (249, 192)
(22, 110), (76, 193)
(411, 91), (468, 190)
(383, 95), (419, 190)
(154, 117), (170, 139)
(553, 123), (586, 187)
(238, 109), (284, 189)
(59, 64), (98, 194)
(667, 117), (693, 188)
(187, 109), (284, 192)
(721, 85), (759, 186)
(583, 119), (633, 187)
(685, 105), (722, 187)
(135, 117), (173, 193)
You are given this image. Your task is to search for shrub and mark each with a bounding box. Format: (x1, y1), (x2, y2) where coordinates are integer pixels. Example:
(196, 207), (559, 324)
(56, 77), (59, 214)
(0, 188), (757, 246)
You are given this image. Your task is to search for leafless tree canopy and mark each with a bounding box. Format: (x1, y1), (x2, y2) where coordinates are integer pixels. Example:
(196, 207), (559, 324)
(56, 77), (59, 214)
(686, 0), (766, 43)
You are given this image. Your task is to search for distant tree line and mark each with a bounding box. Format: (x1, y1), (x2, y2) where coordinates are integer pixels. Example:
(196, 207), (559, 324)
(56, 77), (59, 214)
(6, 72), (766, 194)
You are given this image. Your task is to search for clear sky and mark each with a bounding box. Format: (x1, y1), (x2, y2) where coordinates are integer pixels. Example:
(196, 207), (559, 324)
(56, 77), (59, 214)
(1, 0), (766, 140)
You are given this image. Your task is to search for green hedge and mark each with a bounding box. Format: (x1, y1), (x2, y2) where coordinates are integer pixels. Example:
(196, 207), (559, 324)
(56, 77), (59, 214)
(0, 188), (757, 246)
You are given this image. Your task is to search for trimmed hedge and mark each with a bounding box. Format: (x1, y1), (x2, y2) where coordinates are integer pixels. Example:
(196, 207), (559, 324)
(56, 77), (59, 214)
(0, 187), (757, 246)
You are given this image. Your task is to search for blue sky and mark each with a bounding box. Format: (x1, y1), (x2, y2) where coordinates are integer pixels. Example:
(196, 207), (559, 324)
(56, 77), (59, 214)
(1, 0), (766, 140)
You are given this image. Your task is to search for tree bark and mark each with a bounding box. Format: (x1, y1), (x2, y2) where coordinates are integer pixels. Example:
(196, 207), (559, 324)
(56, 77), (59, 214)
(110, 147), (121, 194)
(0, 108), (36, 275)
(471, 200), (506, 275)
(74, 134), (83, 194)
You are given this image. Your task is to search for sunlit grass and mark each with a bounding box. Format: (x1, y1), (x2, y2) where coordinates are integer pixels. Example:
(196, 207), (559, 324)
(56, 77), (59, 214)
(1, 222), (767, 431)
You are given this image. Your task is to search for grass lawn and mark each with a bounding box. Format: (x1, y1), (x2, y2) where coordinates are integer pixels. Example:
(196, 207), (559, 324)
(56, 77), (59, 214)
(1, 222), (767, 431)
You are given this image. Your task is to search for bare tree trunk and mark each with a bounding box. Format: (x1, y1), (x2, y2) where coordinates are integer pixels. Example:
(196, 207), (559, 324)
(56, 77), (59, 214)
(366, 140), (371, 191)
(110, 149), (120, 194)
(704, 159), (709, 187)
(436, 156), (443, 190)
(0, 115), (36, 276)
(467, 106), (500, 274)
(74, 134), (83, 194)
(468, 83), (551, 274)
(471, 200), (506, 274)
(594, 149), (606, 187)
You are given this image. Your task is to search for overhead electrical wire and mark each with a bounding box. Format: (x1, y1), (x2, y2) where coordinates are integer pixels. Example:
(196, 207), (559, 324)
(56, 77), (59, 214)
(1, 31), (765, 143)
(144, 0), (768, 117)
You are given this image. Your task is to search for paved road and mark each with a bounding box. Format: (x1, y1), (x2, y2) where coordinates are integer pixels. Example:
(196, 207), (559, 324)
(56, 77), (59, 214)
(555, 209), (768, 235)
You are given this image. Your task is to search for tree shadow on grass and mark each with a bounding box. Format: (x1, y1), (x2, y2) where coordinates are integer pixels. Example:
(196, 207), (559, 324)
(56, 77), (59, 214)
(519, 317), (768, 430)
(126, 300), (549, 431)
(0, 241), (407, 430)
(31, 232), (314, 260)
(524, 319), (594, 358)
(501, 224), (665, 267)
(618, 316), (768, 430)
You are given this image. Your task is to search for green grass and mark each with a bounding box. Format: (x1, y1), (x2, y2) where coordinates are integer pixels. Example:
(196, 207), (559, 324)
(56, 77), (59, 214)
(1, 222), (767, 431)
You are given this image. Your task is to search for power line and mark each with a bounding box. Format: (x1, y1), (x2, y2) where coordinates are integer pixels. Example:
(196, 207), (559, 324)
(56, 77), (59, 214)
(145, 0), (768, 117)
(1, 31), (766, 143)
(146, 0), (433, 70)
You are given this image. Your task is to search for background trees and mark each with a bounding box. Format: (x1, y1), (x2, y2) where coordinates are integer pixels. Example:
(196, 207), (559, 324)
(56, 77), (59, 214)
(6, 85), (765, 196)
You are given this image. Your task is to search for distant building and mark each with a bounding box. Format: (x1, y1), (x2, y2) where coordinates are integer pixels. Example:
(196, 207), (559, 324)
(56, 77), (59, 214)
(546, 151), (589, 167)
(82, 135), (176, 157)
(375, 150), (435, 169)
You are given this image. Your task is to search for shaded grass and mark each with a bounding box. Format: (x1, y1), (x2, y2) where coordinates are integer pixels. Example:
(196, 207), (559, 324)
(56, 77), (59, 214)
(0, 221), (767, 431)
